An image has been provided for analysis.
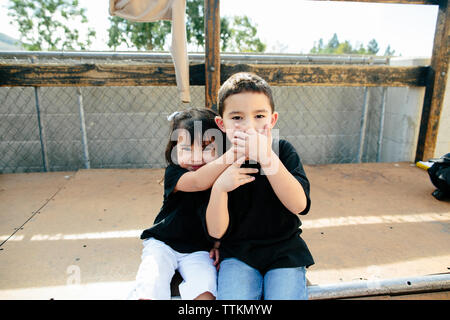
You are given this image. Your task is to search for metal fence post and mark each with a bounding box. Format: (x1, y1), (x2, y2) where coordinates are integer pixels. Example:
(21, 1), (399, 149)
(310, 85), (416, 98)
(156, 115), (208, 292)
(31, 56), (49, 172)
(34, 86), (49, 172)
(376, 87), (387, 162)
(77, 87), (90, 169)
(357, 87), (370, 163)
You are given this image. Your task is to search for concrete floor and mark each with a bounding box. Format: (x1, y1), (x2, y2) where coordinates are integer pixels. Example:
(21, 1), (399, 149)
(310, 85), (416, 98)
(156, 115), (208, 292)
(0, 162), (449, 299)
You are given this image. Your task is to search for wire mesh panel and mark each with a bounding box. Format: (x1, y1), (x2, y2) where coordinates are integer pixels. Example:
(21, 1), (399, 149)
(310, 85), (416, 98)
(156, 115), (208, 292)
(275, 86), (368, 164)
(0, 87), (43, 173)
(0, 85), (208, 173)
(38, 86), (85, 171)
(80, 85), (205, 169)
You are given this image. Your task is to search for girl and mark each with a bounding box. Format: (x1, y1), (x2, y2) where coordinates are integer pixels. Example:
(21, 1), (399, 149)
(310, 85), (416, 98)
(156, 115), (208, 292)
(129, 107), (252, 300)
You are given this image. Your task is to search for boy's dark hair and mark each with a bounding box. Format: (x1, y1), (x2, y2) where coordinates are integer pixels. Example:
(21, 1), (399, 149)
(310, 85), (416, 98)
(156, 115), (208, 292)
(164, 107), (219, 165)
(218, 72), (275, 117)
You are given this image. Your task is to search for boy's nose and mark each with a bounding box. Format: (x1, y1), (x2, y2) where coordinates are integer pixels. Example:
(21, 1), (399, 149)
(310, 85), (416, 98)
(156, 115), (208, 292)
(236, 120), (254, 132)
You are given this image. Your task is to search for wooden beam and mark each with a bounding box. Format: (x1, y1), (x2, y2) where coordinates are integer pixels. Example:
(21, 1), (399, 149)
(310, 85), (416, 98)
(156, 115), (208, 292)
(204, 0), (221, 111)
(0, 63), (429, 87)
(0, 63), (178, 87)
(313, 0), (439, 5)
(219, 64), (429, 87)
(415, 0), (449, 161)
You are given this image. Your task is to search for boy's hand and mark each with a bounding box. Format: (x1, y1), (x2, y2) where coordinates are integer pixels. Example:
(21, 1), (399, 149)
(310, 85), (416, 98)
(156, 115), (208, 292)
(232, 124), (272, 166)
(247, 124), (272, 166)
(229, 123), (248, 162)
(213, 156), (258, 193)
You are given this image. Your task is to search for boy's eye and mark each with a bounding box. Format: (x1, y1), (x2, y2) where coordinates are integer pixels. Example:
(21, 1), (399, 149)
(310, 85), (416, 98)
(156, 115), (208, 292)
(231, 116), (242, 120)
(256, 114), (265, 119)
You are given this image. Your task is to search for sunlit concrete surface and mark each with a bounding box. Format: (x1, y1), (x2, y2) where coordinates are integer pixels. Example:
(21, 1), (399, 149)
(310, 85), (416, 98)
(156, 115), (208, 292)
(0, 163), (449, 299)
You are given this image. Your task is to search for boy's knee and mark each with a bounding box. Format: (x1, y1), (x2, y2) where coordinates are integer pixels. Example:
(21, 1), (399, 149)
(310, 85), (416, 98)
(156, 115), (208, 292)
(194, 291), (216, 300)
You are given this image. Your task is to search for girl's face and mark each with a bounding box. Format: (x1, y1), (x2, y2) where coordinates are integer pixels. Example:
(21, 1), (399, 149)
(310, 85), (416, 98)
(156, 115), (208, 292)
(176, 133), (217, 171)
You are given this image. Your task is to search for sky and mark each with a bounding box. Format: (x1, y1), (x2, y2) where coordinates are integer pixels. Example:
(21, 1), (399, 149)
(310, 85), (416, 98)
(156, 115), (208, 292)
(0, 0), (439, 57)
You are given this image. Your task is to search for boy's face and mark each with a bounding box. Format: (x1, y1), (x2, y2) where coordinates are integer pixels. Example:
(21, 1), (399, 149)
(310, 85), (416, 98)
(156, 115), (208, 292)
(215, 91), (278, 140)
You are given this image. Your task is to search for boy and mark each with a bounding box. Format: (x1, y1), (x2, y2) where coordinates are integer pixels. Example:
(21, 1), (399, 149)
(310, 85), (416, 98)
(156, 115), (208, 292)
(205, 72), (314, 300)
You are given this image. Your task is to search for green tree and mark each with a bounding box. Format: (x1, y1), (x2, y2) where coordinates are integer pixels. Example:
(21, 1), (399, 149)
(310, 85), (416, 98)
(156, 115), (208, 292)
(335, 40), (354, 54)
(326, 33), (340, 52)
(108, 17), (171, 51)
(224, 16), (266, 52)
(309, 34), (396, 56)
(107, 0), (265, 52)
(367, 39), (379, 55)
(384, 44), (396, 56)
(310, 38), (324, 54)
(7, 0), (96, 51)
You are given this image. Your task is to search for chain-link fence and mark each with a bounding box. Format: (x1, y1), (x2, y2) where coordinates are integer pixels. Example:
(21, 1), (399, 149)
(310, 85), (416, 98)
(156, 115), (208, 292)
(1, 53), (418, 173)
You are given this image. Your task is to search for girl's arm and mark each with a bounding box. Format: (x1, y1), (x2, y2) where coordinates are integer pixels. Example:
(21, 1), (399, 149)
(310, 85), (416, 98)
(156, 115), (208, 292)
(174, 149), (233, 192)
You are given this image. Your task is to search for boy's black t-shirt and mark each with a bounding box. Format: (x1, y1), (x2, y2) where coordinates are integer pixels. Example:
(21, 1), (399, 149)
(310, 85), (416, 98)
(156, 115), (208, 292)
(140, 164), (213, 253)
(209, 139), (314, 273)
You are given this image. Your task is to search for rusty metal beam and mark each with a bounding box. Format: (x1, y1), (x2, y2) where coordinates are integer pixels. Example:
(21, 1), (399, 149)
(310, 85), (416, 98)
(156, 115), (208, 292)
(416, 0), (449, 161)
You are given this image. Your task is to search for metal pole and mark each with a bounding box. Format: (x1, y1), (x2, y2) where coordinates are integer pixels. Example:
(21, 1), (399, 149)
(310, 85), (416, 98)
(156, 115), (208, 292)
(357, 87), (370, 163)
(376, 87), (387, 162)
(308, 273), (450, 300)
(0, 51), (389, 65)
(31, 56), (49, 172)
(76, 87), (90, 169)
(34, 86), (49, 172)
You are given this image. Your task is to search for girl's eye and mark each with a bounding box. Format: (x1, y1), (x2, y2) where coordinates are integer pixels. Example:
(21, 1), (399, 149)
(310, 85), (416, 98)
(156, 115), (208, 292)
(231, 116), (242, 120)
(204, 145), (215, 156)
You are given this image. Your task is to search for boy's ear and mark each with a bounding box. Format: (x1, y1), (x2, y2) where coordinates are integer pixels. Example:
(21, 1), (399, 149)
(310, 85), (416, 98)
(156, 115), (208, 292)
(215, 116), (226, 132)
(270, 111), (279, 129)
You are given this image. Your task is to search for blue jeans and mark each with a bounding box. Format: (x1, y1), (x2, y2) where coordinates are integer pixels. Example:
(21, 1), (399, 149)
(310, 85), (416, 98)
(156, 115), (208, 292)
(217, 258), (308, 300)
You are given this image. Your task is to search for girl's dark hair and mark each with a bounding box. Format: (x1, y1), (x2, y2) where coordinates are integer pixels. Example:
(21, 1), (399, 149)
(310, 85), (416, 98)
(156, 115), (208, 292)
(164, 107), (220, 165)
(218, 72), (275, 117)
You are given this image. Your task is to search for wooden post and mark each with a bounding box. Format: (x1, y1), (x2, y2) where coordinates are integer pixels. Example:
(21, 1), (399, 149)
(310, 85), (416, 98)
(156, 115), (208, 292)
(204, 0), (220, 111)
(416, 0), (449, 161)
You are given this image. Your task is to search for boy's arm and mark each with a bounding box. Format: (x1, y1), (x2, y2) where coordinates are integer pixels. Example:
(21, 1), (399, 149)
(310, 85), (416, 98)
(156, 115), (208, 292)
(262, 150), (308, 215)
(206, 185), (229, 239)
(175, 149), (233, 192)
(243, 128), (308, 215)
(206, 156), (257, 239)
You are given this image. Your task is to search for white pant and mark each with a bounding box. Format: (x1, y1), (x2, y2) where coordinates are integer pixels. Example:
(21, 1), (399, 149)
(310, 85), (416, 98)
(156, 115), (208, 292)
(128, 238), (217, 300)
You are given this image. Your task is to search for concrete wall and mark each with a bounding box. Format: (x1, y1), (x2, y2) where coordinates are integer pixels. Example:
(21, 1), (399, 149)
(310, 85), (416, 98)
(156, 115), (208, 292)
(379, 58), (428, 163)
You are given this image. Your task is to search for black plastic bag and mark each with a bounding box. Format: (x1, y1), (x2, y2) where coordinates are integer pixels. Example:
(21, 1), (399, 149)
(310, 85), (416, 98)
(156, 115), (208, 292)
(427, 153), (450, 200)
